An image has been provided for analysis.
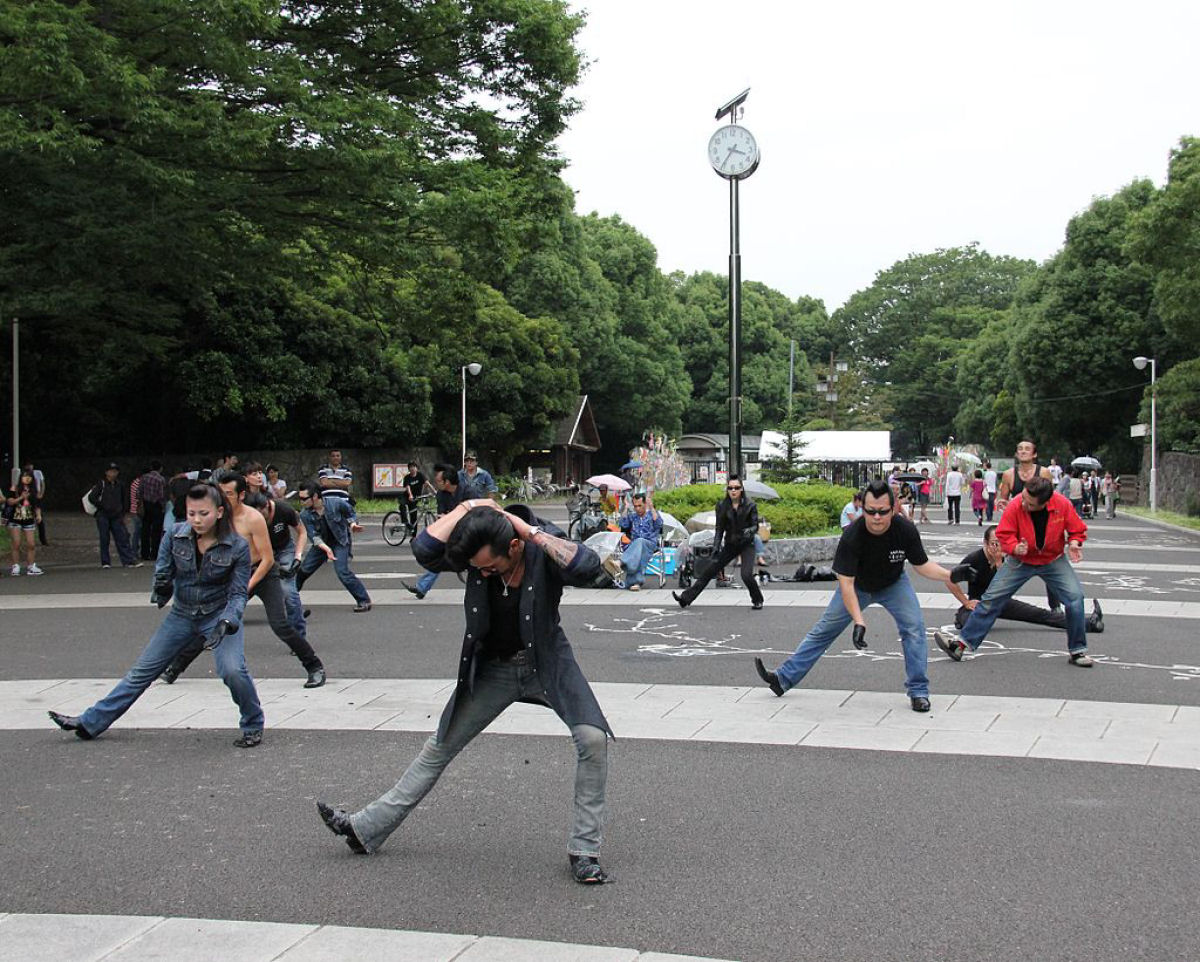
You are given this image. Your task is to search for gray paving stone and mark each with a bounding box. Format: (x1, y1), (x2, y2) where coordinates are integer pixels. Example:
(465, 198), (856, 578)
(103, 917), (313, 962)
(457, 936), (639, 961)
(275, 925), (476, 961)
(0, 913), (161, 962)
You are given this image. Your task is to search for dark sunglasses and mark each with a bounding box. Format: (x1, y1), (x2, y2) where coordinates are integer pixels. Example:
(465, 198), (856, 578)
(726, 484), (742, 490)
(862, 507), (891, 516)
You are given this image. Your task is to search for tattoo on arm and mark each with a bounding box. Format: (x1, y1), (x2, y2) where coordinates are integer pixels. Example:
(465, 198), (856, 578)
(534, 531), (580, 568)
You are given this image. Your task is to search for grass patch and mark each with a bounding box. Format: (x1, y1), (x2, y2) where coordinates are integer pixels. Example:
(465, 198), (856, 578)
(1122, 505), (1200, 531)
(0, 526), (10, 556)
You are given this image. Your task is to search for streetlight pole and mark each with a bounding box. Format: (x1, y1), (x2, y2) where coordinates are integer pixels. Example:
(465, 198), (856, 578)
(1133, 355), (1157, 511)
(461, 362), (482, 464)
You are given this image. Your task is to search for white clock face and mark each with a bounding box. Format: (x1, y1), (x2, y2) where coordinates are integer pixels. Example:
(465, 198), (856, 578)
(708, 124), (759, 178)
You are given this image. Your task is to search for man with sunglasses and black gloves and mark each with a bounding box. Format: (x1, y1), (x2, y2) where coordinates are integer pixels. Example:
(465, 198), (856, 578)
(317, 499), (613, 885)
(755, 480), (975, 713)
(672, 474), (764, 610)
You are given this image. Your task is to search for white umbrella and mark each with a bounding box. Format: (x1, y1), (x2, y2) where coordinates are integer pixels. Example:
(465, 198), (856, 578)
(952, 451), (981, 465)
(1071, 456), (1102, 470)
(685, 510), (717, 534)
(656, 511), (689, 544)
(585, 473), (632, 492)
(911, 460), (936, 473)
(742, 479), (780, 500)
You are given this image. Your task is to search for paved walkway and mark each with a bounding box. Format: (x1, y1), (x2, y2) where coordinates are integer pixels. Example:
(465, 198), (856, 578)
(5, 586), (1200, 618)
(0, 913), (735, 962)
(9, 676), (1199, 770)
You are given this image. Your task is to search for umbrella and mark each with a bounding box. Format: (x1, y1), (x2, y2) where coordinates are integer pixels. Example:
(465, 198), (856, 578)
(951, 451), (981, 465)
(1071, 456), (1102, 470)
(585, 473), (632, 492)
(584, 530), (624, 555)
(656, 510), (689, 544)
(894, 472), (927, 483)
(742, 479), (780, 500)
(619, 460), (643, 471)
(911, 460), (936, 473)
(685, 510), (717, 534)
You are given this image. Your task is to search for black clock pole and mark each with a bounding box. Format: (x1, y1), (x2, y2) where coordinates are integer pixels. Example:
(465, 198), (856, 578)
(728, 174), (742, 480)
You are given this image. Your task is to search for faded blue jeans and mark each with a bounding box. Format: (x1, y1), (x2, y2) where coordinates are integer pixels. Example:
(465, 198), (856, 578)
(351, 654), (607, 857)
(960, 554), (1087, 654)
(775, 571), (929, 698)
(621, 537), (656, 587)
(297, 541), (371, 606)
(96, 514), (136, 566)
(77, 608), (264, 736)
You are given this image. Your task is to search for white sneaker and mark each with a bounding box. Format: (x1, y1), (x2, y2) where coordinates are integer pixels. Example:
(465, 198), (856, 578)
(26, 564), (43, 576)
(9, 564), (19, 576)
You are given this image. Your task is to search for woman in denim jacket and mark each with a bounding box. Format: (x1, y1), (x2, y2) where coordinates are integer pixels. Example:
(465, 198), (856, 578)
(49, 483), (265, 747)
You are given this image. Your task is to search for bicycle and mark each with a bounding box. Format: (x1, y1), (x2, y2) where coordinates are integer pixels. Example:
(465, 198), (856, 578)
(382, 494), (437, 547)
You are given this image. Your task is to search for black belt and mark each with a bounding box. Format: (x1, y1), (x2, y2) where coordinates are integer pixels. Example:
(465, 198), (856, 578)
(490, 648), (531, 666)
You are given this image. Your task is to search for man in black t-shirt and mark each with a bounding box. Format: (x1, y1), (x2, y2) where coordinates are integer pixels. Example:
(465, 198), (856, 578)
(400, 461), (429, 531)
(755, 480), (974, 713)
(950, 526), (1104, 633)
(400, 463), (462, 600)
(253, 493), (311, 641)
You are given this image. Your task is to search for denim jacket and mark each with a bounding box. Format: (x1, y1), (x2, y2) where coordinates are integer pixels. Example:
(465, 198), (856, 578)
(154, 521), (251, 624)
(299, 506), (348, 548)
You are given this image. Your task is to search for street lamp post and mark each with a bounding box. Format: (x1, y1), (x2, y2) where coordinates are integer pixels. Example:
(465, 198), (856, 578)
(1133, 355), (1157, 511)
(461, 362), (482, 465)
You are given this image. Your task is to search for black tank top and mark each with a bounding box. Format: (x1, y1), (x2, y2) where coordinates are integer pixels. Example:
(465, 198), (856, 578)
(1010, 460), (1041, 496)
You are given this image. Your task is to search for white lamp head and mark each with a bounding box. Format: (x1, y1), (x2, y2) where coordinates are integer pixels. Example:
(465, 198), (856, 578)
(466, 362), (482, 377)
(1132, 356), (1149, 371)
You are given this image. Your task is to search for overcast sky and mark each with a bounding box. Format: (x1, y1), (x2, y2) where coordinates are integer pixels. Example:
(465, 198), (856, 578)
(556, 0), (1200, 313)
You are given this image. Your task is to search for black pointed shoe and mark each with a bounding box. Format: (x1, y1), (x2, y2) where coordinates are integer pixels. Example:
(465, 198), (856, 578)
(910, 696), (931, 713)
(569, 854), (611, 884)
(48, 710), (93, 740)
(671, 590), (690, 608)
(1088, 598), (1104, 633)
(754, 657), (785, 697)
(304, 667), (327, 689)
(317, 801), (368, 854)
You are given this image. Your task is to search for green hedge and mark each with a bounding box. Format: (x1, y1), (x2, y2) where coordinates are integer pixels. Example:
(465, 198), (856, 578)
(651, 482), (854, 537)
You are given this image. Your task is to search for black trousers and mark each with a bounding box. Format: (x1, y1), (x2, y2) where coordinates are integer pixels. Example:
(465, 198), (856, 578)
(167, 569), (323, 677)
(956, 599), (1100, 632)
(681, 541), (763, 606)
(947, 496), (961, 523)
(140, 502), (165, 560)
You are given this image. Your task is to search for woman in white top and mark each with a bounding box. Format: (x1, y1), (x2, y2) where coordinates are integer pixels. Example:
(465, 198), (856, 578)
(266, 464), (287, 499)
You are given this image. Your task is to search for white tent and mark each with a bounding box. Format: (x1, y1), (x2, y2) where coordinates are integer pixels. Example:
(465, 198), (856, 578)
(759, 430), (891, 462)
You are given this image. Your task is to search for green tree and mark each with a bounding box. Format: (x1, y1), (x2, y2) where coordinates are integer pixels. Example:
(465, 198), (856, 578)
(1138, 357), (1200, 455)
(1127, 137), (1200, 344)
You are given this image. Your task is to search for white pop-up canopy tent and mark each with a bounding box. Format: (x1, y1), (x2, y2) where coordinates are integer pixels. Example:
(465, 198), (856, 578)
(759, 430), (891, 486)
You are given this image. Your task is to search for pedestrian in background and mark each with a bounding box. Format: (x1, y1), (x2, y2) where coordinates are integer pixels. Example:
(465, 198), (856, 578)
(983, 460), (998, 521)
(944, 463), (964, 524)
(970, 469), (987, 525)
(87, 462), (139, 568)
(7, 467), (43, 576)
(1102, 472), (1119, 519)
(138, 462), (168, 560)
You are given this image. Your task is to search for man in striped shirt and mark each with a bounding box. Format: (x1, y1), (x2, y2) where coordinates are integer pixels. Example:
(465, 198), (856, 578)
(317, 449), (363, 534)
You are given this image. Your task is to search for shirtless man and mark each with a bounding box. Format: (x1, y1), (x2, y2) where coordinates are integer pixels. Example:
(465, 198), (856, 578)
(996, 439), (1053, 514)
(161, 471), (327, 688)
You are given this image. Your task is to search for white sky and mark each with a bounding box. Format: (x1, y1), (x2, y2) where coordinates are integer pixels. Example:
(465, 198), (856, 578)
(557, 0), (1200, 313)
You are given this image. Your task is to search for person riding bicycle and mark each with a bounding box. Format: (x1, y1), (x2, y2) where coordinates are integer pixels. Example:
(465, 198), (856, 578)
(400, 461), (430, 532)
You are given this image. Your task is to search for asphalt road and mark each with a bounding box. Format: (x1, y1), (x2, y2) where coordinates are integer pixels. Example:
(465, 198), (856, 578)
(3, 511), (1199, 961)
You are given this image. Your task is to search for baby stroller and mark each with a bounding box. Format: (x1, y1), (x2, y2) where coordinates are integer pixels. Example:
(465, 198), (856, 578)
(676, 529), (716, 589)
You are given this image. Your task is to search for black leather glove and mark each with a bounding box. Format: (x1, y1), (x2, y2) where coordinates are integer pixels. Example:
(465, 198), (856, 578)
(203, 619), (238, 650)
(280, 558), (301, 578)
(151, 579), (173, 608)
(949, 564), (978, 584)
(852, 623), (868, 650)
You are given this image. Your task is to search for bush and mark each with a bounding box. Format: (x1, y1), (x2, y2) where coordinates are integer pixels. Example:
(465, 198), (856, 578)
(651, 482), (854, 537)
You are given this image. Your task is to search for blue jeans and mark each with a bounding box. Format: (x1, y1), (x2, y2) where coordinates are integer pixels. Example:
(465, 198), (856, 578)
(350, 655), (607, 856)
(281, 572), (306, 638)
(297, 542), (371, 605)
(77, 609), (264, 736)
(415, 568), (439, 595)
(775, 571), (929, 698)
(960, 554), (1087, 654)
(96, 514), (136, 566)
(621, 538), (656, 587)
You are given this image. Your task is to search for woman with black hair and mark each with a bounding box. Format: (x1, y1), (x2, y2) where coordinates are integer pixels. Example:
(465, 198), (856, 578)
(672, 474), (765, 609)
(7, 467), (43, 576)
(49, 482), (264, 747)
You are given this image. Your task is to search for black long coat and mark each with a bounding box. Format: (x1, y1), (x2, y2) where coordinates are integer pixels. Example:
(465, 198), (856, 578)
(412, 529), (612, 740)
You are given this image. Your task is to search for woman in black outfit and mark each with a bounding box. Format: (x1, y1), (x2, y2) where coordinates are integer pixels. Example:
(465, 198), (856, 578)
(673, 475), (765, 610)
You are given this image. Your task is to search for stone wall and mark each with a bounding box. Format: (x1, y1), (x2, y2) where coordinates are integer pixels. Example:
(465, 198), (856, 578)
(23, 446), (444, 510)
(1140, 449), (1200, 515)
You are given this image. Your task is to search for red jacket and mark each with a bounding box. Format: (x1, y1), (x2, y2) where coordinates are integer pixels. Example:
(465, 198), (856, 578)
(996, 491), (1087, 565)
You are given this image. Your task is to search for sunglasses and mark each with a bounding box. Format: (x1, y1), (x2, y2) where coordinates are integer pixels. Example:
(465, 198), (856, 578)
(726, 485), (742, 490)
(862, 507), (891, 516)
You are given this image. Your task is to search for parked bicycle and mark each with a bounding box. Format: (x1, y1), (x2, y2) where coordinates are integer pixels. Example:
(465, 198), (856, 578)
(382, 493), (437, 547)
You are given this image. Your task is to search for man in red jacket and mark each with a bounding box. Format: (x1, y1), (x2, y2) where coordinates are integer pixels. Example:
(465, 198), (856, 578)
(935, 475), (1094, 667)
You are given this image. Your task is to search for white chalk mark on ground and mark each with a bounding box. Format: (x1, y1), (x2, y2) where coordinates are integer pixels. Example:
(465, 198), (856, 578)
(584, 610), (1200, 679)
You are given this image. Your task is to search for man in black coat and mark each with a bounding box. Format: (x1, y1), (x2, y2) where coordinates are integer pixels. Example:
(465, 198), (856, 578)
(87, 462), (139, 568)
(673, 474), (764, 609)
(318, 499), (613, 884)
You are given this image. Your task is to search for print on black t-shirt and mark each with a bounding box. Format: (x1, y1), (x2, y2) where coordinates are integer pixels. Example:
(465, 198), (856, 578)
(832, 515), (929, 592)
